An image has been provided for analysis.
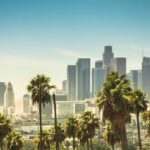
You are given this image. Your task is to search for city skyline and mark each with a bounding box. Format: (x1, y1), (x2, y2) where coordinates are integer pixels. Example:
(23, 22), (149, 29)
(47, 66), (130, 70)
(0, 0), (150, 98)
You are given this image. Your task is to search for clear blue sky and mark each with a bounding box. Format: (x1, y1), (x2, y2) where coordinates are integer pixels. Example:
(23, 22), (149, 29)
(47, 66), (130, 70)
(0, 0), (150, 98)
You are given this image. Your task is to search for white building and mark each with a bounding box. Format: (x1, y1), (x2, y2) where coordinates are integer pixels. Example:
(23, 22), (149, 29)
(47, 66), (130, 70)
(0, 82), (6, 106)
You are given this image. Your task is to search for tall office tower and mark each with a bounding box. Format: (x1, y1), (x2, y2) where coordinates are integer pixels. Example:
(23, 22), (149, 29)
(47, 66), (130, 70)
(67, 65), (76, 100)
(5, 82), (15, 108)
(103, 46), (114, 73)
(0, 82), (6, 106)
(95, 60), (103, 68)
(92, 60), (106, 97)
(76, 58), (90, 100)
(23, 94), (30, 114)
(138, 70), (142, 88)
(129, 70), (139, 89)
(62, 80), (67, 94)
(111, 57), (126, 76)
(142, 57), (150, 98)
(92, 67), (107, 97)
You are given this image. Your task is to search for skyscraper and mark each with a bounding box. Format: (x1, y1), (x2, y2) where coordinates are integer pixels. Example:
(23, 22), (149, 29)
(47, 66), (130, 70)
(0, 82), (6, 106)
(76, 58), (90, 100)
(62, 80), (67, 95)
(129, 70), (139, 89)
(67, 65), (76, 100)
(103, 46), (114, 73)
(111, 57), (126, 76)
(5, 82), (15, 108)
(142, 57), (150, 98)
(23, 94), (30, 114)
(95, 60), (103, 68)
(92, 67), (106, 97)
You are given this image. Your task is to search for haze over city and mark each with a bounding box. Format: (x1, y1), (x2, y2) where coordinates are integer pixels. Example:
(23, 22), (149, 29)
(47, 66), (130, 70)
(0, 0), (150, 98)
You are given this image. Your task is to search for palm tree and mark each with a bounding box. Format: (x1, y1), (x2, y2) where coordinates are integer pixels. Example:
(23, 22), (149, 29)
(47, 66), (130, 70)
(33, 130), (51, 150)
(0, 113), (12, 150)
(142, 111), (150, 137)
(7, 131), (23, 150)
(49, 125), (66, 149)
(130, 89), (147, 150)
(27, 74), (55, 150)
(65, 116), (78, 150)
(77, 111), (99, 150)
(102, 123), (116, 150)
(96, 72), (132, 150)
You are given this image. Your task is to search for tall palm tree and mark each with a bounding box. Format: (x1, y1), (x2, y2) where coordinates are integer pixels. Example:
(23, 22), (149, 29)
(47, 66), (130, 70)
(27, 74), (55, 150)
(130, 89), (147, 150)
(65, 116), (78, 150)
(7, 131), (23, 150)
(77, 111), (99, 150)
(0, 113), (12, 150)
(96, 72), (132, 150)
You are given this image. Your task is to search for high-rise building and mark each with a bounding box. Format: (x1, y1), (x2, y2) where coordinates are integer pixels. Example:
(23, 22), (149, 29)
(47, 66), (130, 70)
(111, 57), (126, 76)
(0, 82), (6, 106)
(138, 70), (142, 88)
(129, 70), (139, 89)
(142, 57), (150, 98)
(67, 65), (76, 100)
(92, 68), (107, 97)
(23, 94), (30, 114)
(95, 60), (103, 68)
(103, 46), (114, 73)
(76, 58), (90, 100)
(5, 82), (15, 108)
(62, 80), (67, 95)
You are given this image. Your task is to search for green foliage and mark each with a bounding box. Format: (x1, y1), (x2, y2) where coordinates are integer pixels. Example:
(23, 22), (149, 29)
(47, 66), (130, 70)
(77, 111), (99, 146)
(7, 131), (23, 150)
(0, 113), (12, 148)
(142, 111), (150, 137)
(27, 74), (55, 107)
(96, 72), (132, 149)
(130, 89), (147, 114)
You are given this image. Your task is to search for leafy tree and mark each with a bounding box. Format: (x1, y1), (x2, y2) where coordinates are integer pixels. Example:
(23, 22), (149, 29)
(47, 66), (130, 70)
(96, 72), (132, 150)
(27, 74), (55, 150)
(0, 113), (12, 150)
(65, 116), (78, 150)
(130, 89), (147, 150)
(7, 131), (23, 150)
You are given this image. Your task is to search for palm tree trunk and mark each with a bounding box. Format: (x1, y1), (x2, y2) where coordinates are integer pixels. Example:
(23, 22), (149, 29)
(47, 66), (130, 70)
(39, 102), (42, 150)
(136, 113), (142, 150)
(90, 138), (93, 150)
(87, 139), (89, 150)
(120, 124), (128, 150)
(73, 137), (75, 150)
(112, 144), (114, 150)
(53, 93), (59, 150)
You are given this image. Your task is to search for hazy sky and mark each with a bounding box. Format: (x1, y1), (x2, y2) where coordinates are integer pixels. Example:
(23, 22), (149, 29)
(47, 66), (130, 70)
(0, 0), (150, 98)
